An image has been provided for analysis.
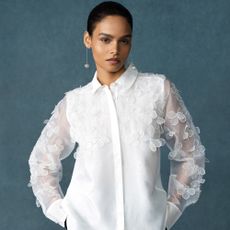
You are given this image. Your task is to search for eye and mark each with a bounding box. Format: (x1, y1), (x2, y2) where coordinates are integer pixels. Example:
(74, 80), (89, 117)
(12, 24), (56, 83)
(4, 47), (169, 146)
(100, 37), (111, 43)
(120, 39), (130, 45)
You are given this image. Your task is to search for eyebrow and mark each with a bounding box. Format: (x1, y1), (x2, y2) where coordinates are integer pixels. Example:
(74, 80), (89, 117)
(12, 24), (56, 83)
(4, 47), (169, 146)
(98, 33), (132, 38)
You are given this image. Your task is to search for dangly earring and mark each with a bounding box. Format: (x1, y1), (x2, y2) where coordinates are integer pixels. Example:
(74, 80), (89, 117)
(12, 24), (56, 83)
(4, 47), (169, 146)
(84, 47), (90, 69)
(128, 51), (135, 69)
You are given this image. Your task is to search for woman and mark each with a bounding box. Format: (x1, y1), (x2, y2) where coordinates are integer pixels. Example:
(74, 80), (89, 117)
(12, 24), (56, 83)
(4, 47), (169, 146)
(28, 1), (207, 230)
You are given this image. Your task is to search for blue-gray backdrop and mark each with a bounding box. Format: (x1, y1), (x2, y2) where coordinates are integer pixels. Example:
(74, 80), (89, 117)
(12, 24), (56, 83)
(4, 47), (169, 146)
(0, 0), (229, 229)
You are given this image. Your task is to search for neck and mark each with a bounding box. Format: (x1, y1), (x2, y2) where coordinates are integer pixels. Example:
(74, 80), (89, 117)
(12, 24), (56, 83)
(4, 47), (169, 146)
(96, 65), (126, 86)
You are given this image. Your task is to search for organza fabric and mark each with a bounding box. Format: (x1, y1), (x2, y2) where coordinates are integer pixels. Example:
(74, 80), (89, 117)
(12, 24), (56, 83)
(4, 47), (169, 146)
(28, 63), (207, 230)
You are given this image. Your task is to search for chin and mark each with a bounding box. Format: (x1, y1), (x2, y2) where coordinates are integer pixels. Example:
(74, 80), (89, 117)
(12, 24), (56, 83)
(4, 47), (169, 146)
(96, 62), (124, 73)
(106, 62), (124, 72)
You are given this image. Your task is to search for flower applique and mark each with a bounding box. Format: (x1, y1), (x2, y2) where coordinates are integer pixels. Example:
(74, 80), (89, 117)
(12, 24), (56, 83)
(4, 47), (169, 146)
(190, 175), (206, 187)
(35, 199), (41, 207)
(177, 176), (205, 200)
(134, 106), (153, 126)
(85, 136), (111, 149)
(182, 160), (206, 179)
(178, 185), (197, 200)
(47, 140), (64, 154)
(149, 138), (166, 152)
(43, 119), (49, 124)
(183, 124), (200, 140)
(196, 143), (206, 155)
(183, 124), (194, 140)
(170, 174), (205, 201)
(166, 111), (186, 125)
(191, 139), (206, 156)
(152, 110), (165, 125)
(168, 142), (189, 161)
(163, 126), (176, 140)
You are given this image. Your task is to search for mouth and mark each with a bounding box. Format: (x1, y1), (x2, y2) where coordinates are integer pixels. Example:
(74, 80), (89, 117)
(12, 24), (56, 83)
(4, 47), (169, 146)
(106, 58), (120, 65)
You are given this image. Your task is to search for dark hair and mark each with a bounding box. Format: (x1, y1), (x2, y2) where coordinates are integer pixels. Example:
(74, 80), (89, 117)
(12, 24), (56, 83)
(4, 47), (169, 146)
(87, 1), (133, 36)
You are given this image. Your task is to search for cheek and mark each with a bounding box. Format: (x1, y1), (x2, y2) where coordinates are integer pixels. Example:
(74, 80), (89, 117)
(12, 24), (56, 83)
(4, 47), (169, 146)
(93, 43), (107, 56)
(121, 46), (131, 55)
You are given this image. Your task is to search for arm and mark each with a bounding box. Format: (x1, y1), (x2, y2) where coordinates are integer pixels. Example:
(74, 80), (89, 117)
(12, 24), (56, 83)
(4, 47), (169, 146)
(161, 79), (208, 229)
(28, 95), (75, 227)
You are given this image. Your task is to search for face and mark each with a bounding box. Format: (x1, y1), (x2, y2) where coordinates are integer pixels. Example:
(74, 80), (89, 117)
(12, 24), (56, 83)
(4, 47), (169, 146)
(84, 15), (132, 74)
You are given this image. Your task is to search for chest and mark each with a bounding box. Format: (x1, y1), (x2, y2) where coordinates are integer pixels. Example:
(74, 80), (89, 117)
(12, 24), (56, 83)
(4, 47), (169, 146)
(67, 88), (164, 147)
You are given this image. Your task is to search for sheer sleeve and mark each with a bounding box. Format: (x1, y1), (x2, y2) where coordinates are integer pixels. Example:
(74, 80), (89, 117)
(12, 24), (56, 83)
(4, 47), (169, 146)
(161, 79), (208, 229)
(28, 95), (75, 227)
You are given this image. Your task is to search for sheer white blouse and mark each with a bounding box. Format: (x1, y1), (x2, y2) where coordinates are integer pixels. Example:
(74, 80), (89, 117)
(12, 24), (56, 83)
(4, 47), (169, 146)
(28, 62), (207, 230)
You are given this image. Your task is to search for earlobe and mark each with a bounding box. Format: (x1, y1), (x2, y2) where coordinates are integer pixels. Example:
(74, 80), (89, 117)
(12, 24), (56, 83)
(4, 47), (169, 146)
(83, 31), (91, 49)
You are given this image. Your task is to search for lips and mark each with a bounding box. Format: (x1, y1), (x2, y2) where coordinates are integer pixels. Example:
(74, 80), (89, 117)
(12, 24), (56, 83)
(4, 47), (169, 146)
(107, 58), (119, 61)
(106, 58), (120, 64)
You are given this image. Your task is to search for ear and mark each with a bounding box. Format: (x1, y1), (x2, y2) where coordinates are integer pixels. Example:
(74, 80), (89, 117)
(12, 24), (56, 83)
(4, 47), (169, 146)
(83, 31), (92, 49)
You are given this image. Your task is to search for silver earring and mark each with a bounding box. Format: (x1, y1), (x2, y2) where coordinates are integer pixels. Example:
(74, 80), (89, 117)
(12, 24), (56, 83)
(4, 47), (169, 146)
(84, 47), (90, 68)
(129, 53), (135, 69)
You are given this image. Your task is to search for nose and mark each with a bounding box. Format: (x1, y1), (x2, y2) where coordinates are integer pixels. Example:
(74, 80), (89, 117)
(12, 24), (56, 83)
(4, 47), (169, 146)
(110, 41), (119, 55)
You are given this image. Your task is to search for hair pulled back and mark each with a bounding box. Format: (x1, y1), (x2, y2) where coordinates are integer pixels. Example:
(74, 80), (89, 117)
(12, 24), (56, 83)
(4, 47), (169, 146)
(87, 1), (133, 36)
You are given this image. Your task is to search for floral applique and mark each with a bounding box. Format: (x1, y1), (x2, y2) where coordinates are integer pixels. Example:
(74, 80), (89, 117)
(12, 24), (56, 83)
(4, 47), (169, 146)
(149, 138), (166, 152)
(166, 111), (186, 125)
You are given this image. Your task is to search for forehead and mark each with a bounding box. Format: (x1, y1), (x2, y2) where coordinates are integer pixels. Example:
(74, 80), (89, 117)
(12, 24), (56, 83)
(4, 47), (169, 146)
(93, 15), (132, 36)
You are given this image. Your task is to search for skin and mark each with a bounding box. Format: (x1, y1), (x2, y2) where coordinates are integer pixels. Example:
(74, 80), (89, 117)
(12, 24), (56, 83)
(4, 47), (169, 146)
(83, 15), (132, 86)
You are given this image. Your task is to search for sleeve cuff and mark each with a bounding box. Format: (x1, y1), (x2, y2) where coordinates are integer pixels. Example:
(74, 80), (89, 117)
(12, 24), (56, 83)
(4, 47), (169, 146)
(45, 199), (67, 228)
(165, 201), (182, 229)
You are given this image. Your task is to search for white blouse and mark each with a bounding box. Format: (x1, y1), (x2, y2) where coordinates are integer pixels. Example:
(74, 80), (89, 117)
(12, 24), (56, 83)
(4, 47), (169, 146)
(28, 62), (207, 230)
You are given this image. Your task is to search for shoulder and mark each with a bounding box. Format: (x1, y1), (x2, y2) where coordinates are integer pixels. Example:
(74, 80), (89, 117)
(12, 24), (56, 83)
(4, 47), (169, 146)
(64, 81), (92, 98)
(138, 70), (176, 91)
(136, 70), (172, 90)
(137, 70), (167, 84)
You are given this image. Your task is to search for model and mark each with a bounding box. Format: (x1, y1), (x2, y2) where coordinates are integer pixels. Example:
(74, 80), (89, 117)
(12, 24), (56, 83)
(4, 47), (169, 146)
(28, 1), (207, 230)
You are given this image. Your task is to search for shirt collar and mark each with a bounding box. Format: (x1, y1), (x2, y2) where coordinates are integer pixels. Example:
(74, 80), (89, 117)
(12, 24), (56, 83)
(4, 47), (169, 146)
(91, 62), (138, 94)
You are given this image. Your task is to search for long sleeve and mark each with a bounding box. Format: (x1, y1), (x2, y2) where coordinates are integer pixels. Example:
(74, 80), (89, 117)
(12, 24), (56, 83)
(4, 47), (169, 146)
(28, 95), (75, 227)
(161, 79), (208, 229)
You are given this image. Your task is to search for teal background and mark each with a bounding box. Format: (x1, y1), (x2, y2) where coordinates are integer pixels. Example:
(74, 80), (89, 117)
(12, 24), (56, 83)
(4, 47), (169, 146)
(0, 0), (229, 229)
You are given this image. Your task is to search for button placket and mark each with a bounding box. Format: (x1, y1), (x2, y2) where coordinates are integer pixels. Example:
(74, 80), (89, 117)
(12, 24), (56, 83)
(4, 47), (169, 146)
(110, 83), (119, 102)
(114, 85), (118, 101)
(104, 85), (125, 230)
